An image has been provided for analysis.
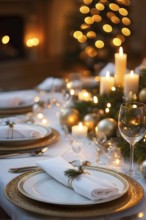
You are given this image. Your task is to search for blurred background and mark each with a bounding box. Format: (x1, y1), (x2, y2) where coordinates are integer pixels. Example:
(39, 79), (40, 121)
(0, 0), (145, 90)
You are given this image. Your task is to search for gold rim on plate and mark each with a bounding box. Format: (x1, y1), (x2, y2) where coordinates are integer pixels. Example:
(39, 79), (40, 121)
(0, 105), (33, 115)
(0, 128), (60, 153)
(4, 167), (144, 218)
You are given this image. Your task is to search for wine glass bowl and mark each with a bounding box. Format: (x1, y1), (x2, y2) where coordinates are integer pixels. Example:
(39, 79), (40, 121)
(118, 102), (146, 177)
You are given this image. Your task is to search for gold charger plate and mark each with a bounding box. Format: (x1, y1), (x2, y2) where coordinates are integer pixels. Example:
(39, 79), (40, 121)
(4, 167), (144, 218)
(0, 128), (60, 153)
(0, 105), (33, 116)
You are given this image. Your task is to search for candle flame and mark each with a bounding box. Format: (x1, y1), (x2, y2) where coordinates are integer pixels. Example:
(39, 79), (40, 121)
(79, 122), (83, 128)
(106, 71), (110, 77)
(119, 46), (123, 55)
(130, 70), (134, 77)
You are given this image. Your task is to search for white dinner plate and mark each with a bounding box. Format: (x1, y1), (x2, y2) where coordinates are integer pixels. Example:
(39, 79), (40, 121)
(0, 90), (37, 109)
(0, 124), (52, 144)
(18, 168), (129, 206)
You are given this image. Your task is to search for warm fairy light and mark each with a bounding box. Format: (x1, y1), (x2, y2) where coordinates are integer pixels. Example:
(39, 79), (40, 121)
(117, 34), (125, 43)
(107, 103), (111, 108)
(66, 82), (72, 89)
(103, 24), (112, 33)
(111, 16), (120, 24)
(92, 14), (102, 22)
(83, 0), (93, 5)
(113, 37), (122, 46)
(80, 6), (90, 14)
(78, 35), (87, 43)
(122, 28), (131, 36)
(73, 31), (83, 39)
(109, 3), (119, 11)
(107, 12), (115, 19)
(105, 108), (110, 113)
(42, 118), (49, 125)
(93, 96), (98, 104)
(2, 35), (10, 44)
(122, 17), (131, 25)
(111, 86), (116, 91)
(90, 8), (98, 15)
(37, 113), (44, 119)
(84, 16), (94, 25)
(95, 3), (105, 11)
(70, 89), (75, 96)
(34, 96), (40, 102)
(26, 37), (40, 47)
(85, 46), (97, 57)
(87, 31), (96, 38)
(80, 24), (90, 29)
(119, 8), (128, 16)
(95, 40), (104, 48)
(137, 212), (145, 218)
(78, 89), (92, 101)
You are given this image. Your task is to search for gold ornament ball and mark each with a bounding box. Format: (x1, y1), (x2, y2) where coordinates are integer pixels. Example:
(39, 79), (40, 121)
(139, 88), (146, 103)
(60, 107), (80, 128)
(96, 118), (117, 138)
(83, 113), (100, 130)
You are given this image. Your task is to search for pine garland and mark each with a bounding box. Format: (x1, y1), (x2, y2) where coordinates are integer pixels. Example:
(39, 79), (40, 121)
(73, 69), (146, 163)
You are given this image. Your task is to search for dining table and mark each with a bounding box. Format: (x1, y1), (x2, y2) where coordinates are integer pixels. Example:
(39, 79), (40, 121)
(0, 88), (146, 220)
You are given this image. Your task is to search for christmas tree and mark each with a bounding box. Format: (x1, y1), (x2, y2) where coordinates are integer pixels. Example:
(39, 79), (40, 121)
(65, 0), (132, 72)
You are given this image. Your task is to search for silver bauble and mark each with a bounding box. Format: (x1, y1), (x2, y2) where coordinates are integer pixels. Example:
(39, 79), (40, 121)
(83, 113), (100, 130)
(60, 107), (80, 128)
(96, 118), (117, 138)
(139, 88), (146, 103)
(140, 160), (146, 178)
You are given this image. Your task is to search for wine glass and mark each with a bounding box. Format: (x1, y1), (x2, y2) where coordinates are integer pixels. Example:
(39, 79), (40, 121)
(118, 102), (146, 178)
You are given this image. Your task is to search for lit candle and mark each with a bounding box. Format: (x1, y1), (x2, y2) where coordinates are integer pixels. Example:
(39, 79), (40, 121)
(78, 89), (92, 101)
(115, 47), (127, 87)
(124, 70), (139, 98)
(72, 122), (88, 137)
(100, 71), (115, 95)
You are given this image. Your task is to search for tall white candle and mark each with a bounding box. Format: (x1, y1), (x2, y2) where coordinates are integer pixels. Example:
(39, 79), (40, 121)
(100, 71), (115, 95)
(115, 47), (127, 87)
(124, 70), (139, 98)
(72, 122), (88, 137)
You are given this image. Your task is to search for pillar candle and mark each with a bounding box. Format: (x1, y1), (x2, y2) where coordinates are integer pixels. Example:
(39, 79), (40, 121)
(115, 47), (127, 87)
(72, 122), (88, 137)
(100, 71), (115, 95)
(124, 70), (139, 98)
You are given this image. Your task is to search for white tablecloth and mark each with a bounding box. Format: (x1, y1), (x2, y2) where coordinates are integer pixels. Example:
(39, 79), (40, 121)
(0, 101), (146, 220)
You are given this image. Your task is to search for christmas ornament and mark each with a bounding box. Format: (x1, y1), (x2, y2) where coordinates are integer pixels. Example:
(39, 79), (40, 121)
(83, 113), (100, 130)
(95, 118), (117, 139)
(60, 107), (80, 128)
(139, 88), (146, 103)
(140, 160), (146, 178)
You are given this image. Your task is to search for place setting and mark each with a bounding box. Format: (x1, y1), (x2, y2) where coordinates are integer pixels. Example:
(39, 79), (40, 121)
(4, 156), (144, 218)
(0, 90), (37, 115)
(0, 122), (60, 156)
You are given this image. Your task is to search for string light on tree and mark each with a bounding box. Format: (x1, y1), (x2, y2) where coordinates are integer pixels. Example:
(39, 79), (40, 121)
(73, 0), (132, 65)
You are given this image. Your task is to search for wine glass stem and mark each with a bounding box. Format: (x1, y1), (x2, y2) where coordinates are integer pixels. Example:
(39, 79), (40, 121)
(129, 143), (135, 176)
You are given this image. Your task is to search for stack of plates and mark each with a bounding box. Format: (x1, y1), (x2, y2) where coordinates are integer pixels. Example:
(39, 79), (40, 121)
(5, 166), (144, 218)
(0, 90), (37, 115)
(0, 124), (60, 154)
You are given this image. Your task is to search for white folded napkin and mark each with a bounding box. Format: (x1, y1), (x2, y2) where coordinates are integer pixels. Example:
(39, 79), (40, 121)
(37, 156), (119, 201)
(38, 77), (64, 91)
(0, 124), (43, 139)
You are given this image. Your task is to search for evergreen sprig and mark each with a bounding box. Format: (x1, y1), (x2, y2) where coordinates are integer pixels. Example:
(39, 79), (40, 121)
(64, 166), (84, 180)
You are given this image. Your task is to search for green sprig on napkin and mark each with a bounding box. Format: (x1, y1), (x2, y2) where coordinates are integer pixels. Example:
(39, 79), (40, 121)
(64, 166), (84, 180)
